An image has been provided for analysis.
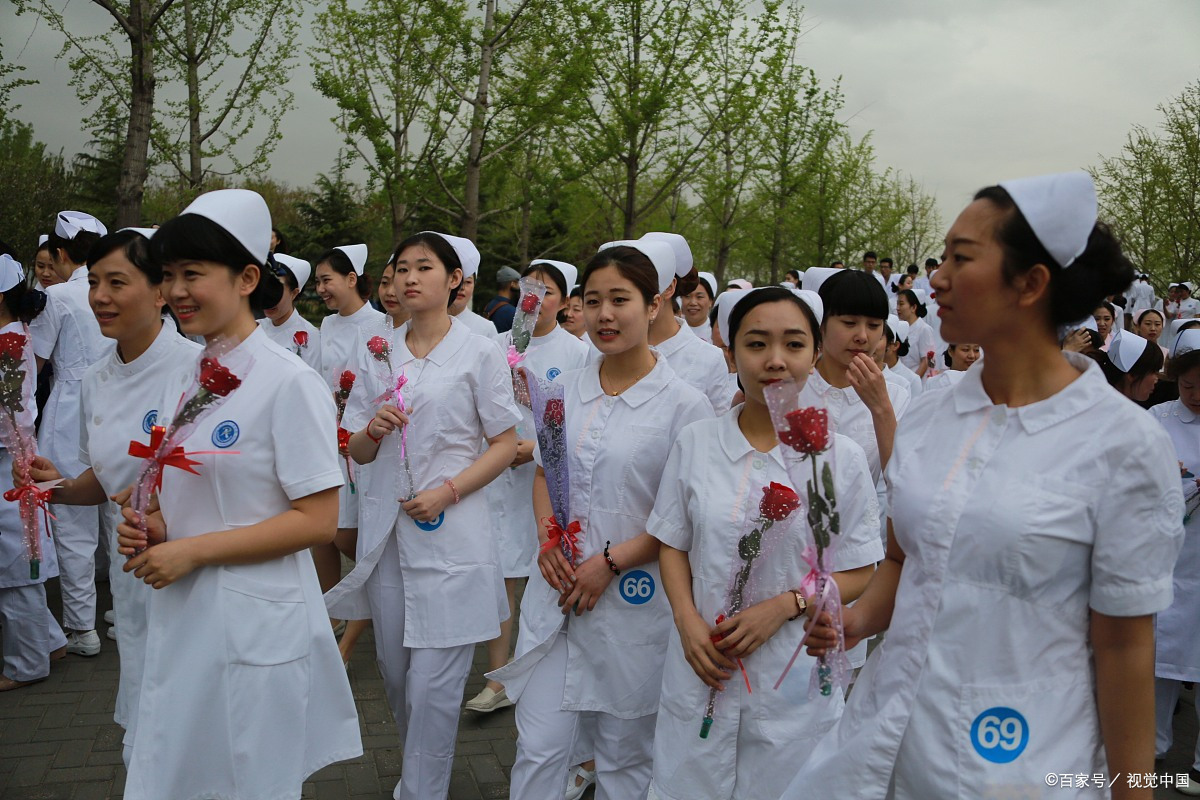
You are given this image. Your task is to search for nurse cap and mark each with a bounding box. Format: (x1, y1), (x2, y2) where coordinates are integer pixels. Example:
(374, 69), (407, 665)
(118, 227), (157, 239)
(180, 189), (271, 265)
(37, 234), (48, 248)
(274, 253), (312, 290)
(640, 232), (692, 277)
(421, 232), (480, 279)
(997, 171), (1096, 269)
(598, 239), (676, 293)
(1171, 328), (1200, 360)
(334, 243), (369, 276)
(727, 278), (753, 291)
(886, 313), (903, 340)
(714, 289), (748, 345)
(896, 319), (911, 342)
(1107, 329), (1150, 373)
(1132, 307), (1162, 326)
(530, 259), (577, 293)
(718, 287), (822, 345)
(799, 267), (839, 296)
(54, 211), (108, 240)
(698, 271), (717, 297)
(0, 255), (23, 293)
(791, 288), (824, 326)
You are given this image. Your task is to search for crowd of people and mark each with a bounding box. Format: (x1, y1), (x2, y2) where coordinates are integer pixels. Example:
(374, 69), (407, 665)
(0, 169), (1194, 800)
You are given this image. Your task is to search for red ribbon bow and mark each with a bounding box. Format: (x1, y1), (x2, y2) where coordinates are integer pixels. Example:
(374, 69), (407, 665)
(539, 517), (581, 561)
(127, 425), (203, 491)
(3, 482), (58, 531)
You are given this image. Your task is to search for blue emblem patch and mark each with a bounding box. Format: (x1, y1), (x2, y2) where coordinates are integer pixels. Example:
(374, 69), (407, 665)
(415, 512), (445, 532)
(142, 410), (158, 434)
(211, 420), (240, 449)
(970, 707), (1029, 764)
(546, 367), (562, 381)
(619, 570), (655, 605)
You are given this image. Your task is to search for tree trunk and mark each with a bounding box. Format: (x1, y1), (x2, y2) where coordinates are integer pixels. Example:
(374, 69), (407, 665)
(184, 0), (203, 189)
(459, 0), (496, 241)
(621, 1), (642, 239)
(113, 0), (155, 227)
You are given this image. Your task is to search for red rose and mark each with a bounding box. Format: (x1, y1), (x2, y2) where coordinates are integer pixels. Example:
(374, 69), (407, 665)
(925, 350), (935, 361)
(520, 293), (540, 313)
(0, 332), (26, 361)
(779, 407), (829, 455)
(293, 331), (309, 348)
(368, 335), (390, 361)
(337, 426), (351, 453)
(543, 397), (565, 426)
(198, 357), (242, 397)
(759, 482), (800, 522)
(339, 370), (356, 392)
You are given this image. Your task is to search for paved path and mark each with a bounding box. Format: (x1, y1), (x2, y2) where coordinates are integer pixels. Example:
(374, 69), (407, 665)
(1, 575), (1195, 798)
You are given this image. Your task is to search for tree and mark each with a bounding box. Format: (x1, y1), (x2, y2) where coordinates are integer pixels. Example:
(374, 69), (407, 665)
(0, 32), (36, 111)
(72, 119), (130, 224)
(0, 115), (73, 263)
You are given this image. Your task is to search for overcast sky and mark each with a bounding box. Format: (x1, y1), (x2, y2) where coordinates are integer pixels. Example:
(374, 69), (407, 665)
(6, 0), (1199, 226)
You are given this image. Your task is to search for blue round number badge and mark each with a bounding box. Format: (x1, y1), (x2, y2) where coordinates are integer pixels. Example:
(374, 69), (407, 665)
(211, 420), (240, 448)
(142, 410), (158, 434)
(415, 513), (445, 532)
(546, 367), (562, 381)
(619, 569), (655, 605)
(970, 707), (1029, 764)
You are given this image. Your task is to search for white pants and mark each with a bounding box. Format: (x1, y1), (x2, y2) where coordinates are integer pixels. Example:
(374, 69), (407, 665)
(510, 631), (655, 800)
(1156, 677), (1200, 770)
(0, 583), (67, 682)
(49, 501), (101, 631)
(367, 534), (474, 800)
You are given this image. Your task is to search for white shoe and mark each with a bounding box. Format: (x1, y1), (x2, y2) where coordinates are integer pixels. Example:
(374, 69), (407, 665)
(1178, 768), (1200, 797)
(565, 764), (596, 800)
(106, 626), (118, 642)
(103, 610), (115, 625)
(465, 686), (513, 713)
(66, 630), (101, 657)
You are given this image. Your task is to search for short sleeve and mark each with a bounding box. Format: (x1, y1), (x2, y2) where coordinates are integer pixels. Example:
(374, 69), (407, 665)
(1090, 432), (1185, 616)
(647, 430), (694, 551)
(471, 342), (522, 439)
(271, 366), (344, 501)
(29, 294), (62, 361)
(666, 386), (717, 443)
(830, 436), (885, 571)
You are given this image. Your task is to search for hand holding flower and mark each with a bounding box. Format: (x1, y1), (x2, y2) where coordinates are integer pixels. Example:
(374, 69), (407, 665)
(678, 610), (736, 690)
(537, 540), (575, 593)
(13, 454), (60, 487)
(401, 485), (451, 524)
(116, 503), (167, 556)
(557, 553), (615, 616)
(124, 535), (200, 589)
(368, 404), (409, 438)
(712, 593), (795, 659)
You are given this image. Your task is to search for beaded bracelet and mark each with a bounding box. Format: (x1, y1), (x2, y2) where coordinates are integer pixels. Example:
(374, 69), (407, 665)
(443, 478), (461, 505)
(603, 541), (621, 575)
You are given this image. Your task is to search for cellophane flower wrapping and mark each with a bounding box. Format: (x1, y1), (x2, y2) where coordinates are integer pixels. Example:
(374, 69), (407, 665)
(525, 370), (576, 565)
(508, 277), (547, 408)
(0, 330), (50, 579)
(699, 480), (801, 738)
(365, 322), (415, 502)
(129, 337), (252, 553)
(763, 378), (849, 699)
(335, 369), (357, 493)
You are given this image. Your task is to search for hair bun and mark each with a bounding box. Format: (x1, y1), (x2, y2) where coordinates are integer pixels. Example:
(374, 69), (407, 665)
(20, 288), (46, 321)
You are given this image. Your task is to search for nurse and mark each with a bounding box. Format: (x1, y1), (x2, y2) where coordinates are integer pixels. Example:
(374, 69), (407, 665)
(449, 257), (496, 337)
(115, 189), (362, 799)
(924, 342), (982, 393)
(258, 253), (320, 370)
(1094, 329), (1161, 403)
(883, 316), (922, 399)
(894, 288), (937, 377)
(562, 287), (586, 339)
(34, 210), (114, 656)
(329, 230), (520, 800)
(648, 287), (881, 800)
(20, 229), (201, 748)
(34, 236), (63, 290)
(0, 255), (65, 691)
(468, 258), (589, 714)
(314, 242), (383, 625)
(788, 171), (1184, 799)
(680, 271), (716, 343)
(1135, 308), (1168, 359)
(1151, 332), (1200, 792)
(492, 241), (713, 800)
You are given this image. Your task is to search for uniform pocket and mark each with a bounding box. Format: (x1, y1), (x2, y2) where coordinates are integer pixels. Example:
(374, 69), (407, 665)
(221, 570), (310, 666)
(1006, 479), (1094, 607)
(955, 673), (1104, 798)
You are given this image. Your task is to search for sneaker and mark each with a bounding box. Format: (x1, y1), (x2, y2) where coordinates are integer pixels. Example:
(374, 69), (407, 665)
(107, 626), (118, 642)
(1179, 768), (1200, 797)
(565, 764), (596, 800)
(103, 610), (115, 625)
(465, 686), (513, 713)
(65, 630), (101, 657)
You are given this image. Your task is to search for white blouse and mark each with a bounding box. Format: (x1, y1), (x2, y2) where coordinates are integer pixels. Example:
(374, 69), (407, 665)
(806, 366), (910, 484)
(316, 302), (385, 391)
(654, 322), (735, 413)
(257, 309), (320, 370)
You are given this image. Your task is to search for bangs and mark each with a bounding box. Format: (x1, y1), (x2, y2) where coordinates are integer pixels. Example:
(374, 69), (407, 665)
(818, 270), (889, 320)
(151, 213), (261, 270)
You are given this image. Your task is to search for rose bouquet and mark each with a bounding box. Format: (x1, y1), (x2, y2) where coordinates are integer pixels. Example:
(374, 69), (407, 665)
(0, 330), (58, 579)
(365, 328), (416, 501)
(507, 277), (547, 407)
(764, 378), (847, 698)
(126, 338), (251, 555)
(699, 481), (801, 738)
(525, 371), (578, 565)
(334, 369), (356, 494)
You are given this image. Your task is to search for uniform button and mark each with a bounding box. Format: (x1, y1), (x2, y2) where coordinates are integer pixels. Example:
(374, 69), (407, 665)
(991, 410), (1005, 425)
(591, 429), (600, 439)
(604, 396), (614, 407)
(93, 416), (102, 425)
(94, 464), (102, 474)
(752, 458), (765, 470)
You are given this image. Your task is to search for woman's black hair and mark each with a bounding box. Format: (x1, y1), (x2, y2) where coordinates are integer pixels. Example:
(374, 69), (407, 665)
(892, 273), (913, 294)
(581, 246), (659, 305)
(884, 323), (910, 357)
(271, 227), (288, 255)
(152, 213), (284, 313)
(785, 269), (802, 284)
(86, 230), (162, 284)
(727, 287), (823, 350)
(274, 259), (299, 292)
(1136, 308), (1165, 328)
(316, 247), (373, 301)
(943, 346), (955, 368)
(36, 240), (51, 255)
(523, 262), (568, 299)
(1168, 348), (1200, 382)
(896, 288), (926, 317)
(974, 185), (1134, 325)
(47, 230), (103, 266)
(817, 270), (888, 323)
(2, 280), (46, 325)
(1094, 301), (1116, 320)
(694, 276), (715, 301)
(391, 232), (463, 309)
(569, 284), (582, 299)
(1095, 339), (1164, 387)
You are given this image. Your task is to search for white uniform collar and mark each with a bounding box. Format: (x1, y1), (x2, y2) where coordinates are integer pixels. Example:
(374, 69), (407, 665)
(1171, 399), (1198, 424)
(393, 315), (470, 367)
(951, 351), (1106, 435)
(578, 349), (675, 408)
(68, 265), (89, 283)
(808, 363), (862, 406)
(110, 318), (182, 375)
(714, 403), (788, 468)
(652, 322), (692, 357)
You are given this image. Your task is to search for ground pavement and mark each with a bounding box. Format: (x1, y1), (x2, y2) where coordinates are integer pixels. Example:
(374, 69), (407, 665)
(0, 575), (1194, 798)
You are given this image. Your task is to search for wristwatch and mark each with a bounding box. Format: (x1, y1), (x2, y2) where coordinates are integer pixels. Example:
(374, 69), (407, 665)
(788, 590), (807, 621)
